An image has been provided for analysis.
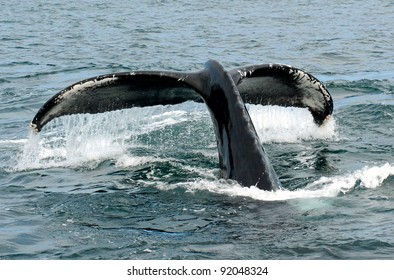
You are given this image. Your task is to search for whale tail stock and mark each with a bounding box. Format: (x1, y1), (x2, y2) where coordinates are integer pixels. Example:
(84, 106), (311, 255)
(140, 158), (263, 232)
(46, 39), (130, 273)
(31, 60), (333, 191)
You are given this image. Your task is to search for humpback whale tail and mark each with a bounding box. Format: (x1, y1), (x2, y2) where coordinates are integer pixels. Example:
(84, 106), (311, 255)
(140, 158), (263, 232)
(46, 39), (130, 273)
(31, 60), (333, 191)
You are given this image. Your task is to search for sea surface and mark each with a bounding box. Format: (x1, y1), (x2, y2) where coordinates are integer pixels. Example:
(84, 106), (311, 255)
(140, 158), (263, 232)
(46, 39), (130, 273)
(0, 0), (393, 259)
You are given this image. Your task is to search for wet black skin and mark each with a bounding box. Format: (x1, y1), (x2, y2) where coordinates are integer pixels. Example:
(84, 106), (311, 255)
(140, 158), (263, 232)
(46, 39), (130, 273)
(196, 60), (281, 190)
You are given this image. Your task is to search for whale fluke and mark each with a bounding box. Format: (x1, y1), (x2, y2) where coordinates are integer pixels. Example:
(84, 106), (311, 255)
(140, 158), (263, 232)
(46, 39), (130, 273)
(31, 60), (333, 191)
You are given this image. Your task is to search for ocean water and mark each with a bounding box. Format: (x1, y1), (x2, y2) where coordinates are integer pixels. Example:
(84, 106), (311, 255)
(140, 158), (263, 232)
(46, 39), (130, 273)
(0, 0), (393, 260)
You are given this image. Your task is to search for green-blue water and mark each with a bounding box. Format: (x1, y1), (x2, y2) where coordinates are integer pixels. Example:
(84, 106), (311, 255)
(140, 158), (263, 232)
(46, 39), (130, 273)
(0, 0), (393, 259)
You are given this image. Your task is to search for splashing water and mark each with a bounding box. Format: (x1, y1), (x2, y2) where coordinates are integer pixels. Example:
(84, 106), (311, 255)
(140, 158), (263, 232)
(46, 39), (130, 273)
(15, 103), (336, 170)
(248, 105), (337, 143)
(14, 102), (204, 170)
(13, 102), (393, 201)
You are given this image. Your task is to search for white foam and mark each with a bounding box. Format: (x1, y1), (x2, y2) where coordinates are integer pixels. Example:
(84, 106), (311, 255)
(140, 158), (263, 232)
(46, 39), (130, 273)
(156, 163), (394, 201)
(305, 163), (394, 192)
(115, 154), (166, 168)
(0, 139), (28, 146)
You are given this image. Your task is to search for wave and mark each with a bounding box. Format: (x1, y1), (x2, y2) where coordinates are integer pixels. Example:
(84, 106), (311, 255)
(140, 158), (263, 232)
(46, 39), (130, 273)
(158, 163), (394, 201)
(0, 139), (28, 146)
(327, 77), (393, 92)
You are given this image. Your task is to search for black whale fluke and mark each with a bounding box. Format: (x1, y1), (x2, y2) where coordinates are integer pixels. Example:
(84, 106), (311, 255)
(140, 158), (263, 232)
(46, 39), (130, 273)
(31, 60), (333, 191)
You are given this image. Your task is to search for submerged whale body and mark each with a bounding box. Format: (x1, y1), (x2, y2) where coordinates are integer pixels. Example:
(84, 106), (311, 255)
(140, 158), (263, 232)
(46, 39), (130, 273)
(31, 60), (333, 191)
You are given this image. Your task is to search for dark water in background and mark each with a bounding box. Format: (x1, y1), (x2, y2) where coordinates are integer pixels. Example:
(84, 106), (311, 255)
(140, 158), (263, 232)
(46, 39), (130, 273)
(0, 0), (393, 259)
